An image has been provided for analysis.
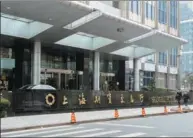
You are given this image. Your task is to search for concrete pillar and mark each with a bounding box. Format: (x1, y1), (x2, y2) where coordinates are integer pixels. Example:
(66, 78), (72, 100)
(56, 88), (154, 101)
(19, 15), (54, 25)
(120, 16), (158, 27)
(141, 1), (145, 24)
(177, 45), (183, 90)
(166, 1), (170, 33)
(32, 40), (41, 85)
(155, 52), (159, 88)
(58, 73), (61, 89)
(167, 49), (171, 89)
(177, 1), (180, 36)
(133, 58), (140, 91)
(119, 1), (127, 18)
(154, 1), (158, 29)
(94, 52), (100, 91)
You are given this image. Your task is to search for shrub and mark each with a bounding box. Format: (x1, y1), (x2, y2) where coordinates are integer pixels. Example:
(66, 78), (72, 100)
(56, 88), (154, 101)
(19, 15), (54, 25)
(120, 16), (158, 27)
(0, 97), (11, 118)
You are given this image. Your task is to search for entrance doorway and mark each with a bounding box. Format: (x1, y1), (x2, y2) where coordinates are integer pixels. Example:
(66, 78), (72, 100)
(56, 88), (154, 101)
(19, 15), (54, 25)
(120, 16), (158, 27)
(100, 72), (116, 91)
(41, 68), (83, 90)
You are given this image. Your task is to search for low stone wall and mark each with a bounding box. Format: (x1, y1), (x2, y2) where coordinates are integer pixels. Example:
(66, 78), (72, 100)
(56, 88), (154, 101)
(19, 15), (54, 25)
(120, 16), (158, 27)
(8, 89), (183, 114)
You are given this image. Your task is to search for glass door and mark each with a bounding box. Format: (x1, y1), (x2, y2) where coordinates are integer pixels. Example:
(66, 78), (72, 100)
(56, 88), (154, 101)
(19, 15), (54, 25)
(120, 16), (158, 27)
(100, 72), (115, 91)
(76, 71), (83, 90)
(60, 70), (75, 90)
(40, 72), (58, 89)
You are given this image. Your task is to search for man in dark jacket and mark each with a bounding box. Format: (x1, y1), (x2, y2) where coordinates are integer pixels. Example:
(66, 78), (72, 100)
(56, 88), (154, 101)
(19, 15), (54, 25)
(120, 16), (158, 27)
(175, 91), (182, 107)
(183, 92), (190, 106)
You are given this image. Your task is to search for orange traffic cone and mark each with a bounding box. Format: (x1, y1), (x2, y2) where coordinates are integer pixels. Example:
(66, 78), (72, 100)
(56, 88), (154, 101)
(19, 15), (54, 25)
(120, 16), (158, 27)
(164, 106), (168, 114)
(178, 105), (182, 113)
(114, 109), (119, 119)
(71, 111), (76, 123)
(141, 107), (146, 117)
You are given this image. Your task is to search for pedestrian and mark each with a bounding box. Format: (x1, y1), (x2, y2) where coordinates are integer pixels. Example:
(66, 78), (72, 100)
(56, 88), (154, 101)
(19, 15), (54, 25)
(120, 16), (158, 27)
(175, 91), (182, 107)
(183, 92), (190, 107)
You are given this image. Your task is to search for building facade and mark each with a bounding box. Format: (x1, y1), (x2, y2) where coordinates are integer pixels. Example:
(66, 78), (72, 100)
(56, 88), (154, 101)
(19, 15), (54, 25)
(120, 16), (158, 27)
(180, 2), (193, 90)
(98, 1), (180, 90)
(180, 20), (193, 74)
(180, 2), (193, 74)
(0, 1), (186, 92)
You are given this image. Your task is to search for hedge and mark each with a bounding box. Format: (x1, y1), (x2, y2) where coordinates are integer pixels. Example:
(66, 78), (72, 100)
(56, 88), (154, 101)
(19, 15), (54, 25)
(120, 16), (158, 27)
(0, 97), (11, 118)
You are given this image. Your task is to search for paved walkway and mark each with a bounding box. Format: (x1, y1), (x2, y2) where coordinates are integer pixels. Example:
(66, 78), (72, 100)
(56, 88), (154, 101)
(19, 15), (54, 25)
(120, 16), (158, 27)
(2, 112), (193, 137)
(1, 105), (193, 131)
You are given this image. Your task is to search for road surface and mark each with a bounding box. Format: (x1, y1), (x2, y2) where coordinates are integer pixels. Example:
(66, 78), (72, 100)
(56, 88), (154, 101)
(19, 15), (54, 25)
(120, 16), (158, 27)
(1, 112), (193, 137)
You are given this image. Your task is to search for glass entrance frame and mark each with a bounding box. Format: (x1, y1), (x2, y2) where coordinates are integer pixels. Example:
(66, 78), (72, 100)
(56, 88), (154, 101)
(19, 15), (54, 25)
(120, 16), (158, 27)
(100, 72), (116, 91)
(76, 71), (84, 90)
(41, 68), (77, 90)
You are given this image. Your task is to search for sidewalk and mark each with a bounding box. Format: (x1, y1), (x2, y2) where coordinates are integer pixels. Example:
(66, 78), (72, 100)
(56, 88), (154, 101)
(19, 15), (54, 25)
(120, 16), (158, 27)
(1, 105), (193, 132)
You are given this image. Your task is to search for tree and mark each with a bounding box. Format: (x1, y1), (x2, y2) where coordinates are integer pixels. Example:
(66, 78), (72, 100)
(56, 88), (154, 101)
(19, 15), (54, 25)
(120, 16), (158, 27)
(187, 75), (193, 90)
(182, 73), (193, 90)
(148, 79), (156, 92)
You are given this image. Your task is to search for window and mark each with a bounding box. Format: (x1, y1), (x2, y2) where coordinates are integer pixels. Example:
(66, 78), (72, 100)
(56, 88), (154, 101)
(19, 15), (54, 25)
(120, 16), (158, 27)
(125, 69), (134, 91)
(170, 48), (178, 67)
(170, 1), (177, 28)
(145, 1), (154, 20)
(159, 52), (167, 65)
(158, 1), (167, 24)
(146, 54), (155, 63)
(142, 71), (154, 87)
(113, 1), (119, 9)
(130, 0), (140, 15)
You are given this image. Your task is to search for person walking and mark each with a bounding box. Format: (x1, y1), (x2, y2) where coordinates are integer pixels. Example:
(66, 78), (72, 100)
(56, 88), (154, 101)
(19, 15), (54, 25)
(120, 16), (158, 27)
(183, 92), (190, 107)
(175, 91), (182, 107)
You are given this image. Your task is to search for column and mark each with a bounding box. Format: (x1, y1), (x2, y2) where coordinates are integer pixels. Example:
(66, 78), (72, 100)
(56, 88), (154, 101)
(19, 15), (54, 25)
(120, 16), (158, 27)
(76, 52), (84, 90)
(141, 1), (145, 24)
(155, 52), (159, 88)
(133, 58), (140, 91)
(167, 49), (171, 89)
(119, 1), (127, 18)
(14, 39), (24, 89)
(104, 60), (109, 72)
(177, 45), (183, 90)
(166, 1), (170, 33)
(32, 40), (41, 85)
(93, 52), (100, 91)
(117, 60), (125, 90)
(154, 1), (158, 28)
(58, 73), (61, 89)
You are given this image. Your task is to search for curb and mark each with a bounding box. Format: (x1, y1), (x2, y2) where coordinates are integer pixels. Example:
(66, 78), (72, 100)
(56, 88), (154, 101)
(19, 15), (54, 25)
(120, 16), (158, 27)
(2, 110), (193, 133)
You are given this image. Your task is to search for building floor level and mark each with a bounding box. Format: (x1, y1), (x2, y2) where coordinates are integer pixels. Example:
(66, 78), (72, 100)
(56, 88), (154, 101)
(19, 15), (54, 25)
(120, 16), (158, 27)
(0, 1), (187, 91)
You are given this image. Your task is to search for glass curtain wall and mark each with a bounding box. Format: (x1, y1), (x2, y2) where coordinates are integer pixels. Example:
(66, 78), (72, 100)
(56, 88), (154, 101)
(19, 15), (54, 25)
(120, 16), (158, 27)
(100, 59), (125, 91)
(100, 59), (116, 91)
(0, 36), (32, 90)
(40, 46), (93, 90)
(41, 46), (76, 90)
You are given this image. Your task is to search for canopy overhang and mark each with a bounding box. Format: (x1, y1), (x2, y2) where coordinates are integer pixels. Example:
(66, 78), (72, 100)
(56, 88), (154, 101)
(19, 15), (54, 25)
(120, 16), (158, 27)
(73, 12), (152, 41)
(1, 1), (94, 41)
(1, 1), (188, 59)
(1, 1), (93, 26)
(111, 45), (156, 59)
(56, 10), (153, 53)
(125, 30), (188, 52)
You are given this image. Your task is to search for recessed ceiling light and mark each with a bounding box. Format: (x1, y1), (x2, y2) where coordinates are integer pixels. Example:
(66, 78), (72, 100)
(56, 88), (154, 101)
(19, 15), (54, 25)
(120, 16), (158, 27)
(117, 27), (124, 32)
(48, 18), (52, 21)
(6, 7), (11, 10)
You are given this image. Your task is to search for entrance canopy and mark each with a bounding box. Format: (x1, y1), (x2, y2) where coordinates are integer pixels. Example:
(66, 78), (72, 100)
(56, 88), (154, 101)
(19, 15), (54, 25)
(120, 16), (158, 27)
(55, 10), (152, 51)
(1, 1), (94, 40)
(111, 45), (156, 59)
(124, 30), (188, 52)
(72, 12), (152, 41)
(1, 1), (188, 58)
